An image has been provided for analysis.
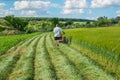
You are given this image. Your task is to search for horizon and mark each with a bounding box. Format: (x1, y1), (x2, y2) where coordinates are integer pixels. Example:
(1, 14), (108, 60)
(0, 0), (120, 20)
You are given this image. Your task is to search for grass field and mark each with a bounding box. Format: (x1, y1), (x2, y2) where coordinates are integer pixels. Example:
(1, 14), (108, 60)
(0, 32), (119, 80)
(64, 26), (120, 78)
(0, 26), (120, 79)
(65, 27), (120, 53)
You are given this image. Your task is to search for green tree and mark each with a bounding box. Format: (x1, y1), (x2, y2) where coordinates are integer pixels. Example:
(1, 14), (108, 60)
(65, 19), (73, 26)
(4, 15), (28, 31)
(50, 18), (59, 27)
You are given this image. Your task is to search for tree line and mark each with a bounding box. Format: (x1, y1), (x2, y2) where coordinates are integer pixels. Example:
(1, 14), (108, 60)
(0, 15), (120, 33)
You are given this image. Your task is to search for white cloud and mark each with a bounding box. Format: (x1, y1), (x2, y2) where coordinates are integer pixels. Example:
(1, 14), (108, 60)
(0, 3), (6, 8)
(14, 1), (59, 10)
(91, 0), (120, 8)
(0, 3), (12, 16)
(63, 9), (84, 14)
(21, 10), (37, 16)
(13, 0), (60, 16)
(0, 9), (14, 16)
(64, 0), (87, 9)
(86, 17), (97, 20)
(116, 10), (120, 16)
(4, 10), (14, 16)
(62, 0), (87, 14)
(14, 1), (29, 10)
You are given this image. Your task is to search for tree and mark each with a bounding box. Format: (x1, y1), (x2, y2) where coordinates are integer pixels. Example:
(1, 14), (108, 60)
(4, 15), (28, 31)
(115, 16), (120, 22)
(50, 18), (59, 27)
(65, 19), (73, 26)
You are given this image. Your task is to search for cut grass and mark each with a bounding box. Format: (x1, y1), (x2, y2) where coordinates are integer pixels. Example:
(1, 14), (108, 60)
(8, 35), (41, 80)
(0, 54), (20, 80)
(34, 34), (56, 80)
(0, 32), (40, 55)
(0, 35), (38, 79)
(46, 34), (83, 80)
(58, 43), (116, 80)
(0, 32), (119, 80)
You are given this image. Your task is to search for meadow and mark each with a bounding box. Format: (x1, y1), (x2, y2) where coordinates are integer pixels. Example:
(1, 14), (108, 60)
(65, 27), (120, 53)
(0, 26), (120, 80)
(0, 33), (118, 80)
(65, 26), (120, 78)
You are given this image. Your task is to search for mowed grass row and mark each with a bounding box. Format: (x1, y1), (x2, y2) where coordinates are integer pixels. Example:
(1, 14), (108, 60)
(0, 54), (20, 80)
(58, 44), (116, 80)
(65, 27), (120, 78)
(0, 32), (40, 55)
(0, 31), (118, 80)
(0, 35), (38, 65)
(5, 35), (39, 56)
(0, 35), (38, 79)
(34, 34), (56, 80)
(7, 35), (41, 80)
(0, 35), (38, 63)
(46, 34), (83, 80)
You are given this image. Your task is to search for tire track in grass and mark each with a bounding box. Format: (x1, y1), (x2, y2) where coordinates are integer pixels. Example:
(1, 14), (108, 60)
(7, 35), (41, 80)
(46, 34), (83, 80)
(34, 34), (57, 80)
(58, 44), (116, 80)
(0, 36), (39, 80)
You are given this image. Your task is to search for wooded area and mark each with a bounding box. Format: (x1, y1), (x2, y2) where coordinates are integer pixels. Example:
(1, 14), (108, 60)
(0, 15), (120, 33)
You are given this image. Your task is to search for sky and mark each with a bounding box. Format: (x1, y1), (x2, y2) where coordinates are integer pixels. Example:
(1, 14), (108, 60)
(0, 0), (120, 20)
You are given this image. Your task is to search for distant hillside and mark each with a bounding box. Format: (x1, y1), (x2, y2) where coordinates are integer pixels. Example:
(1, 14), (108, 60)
(0, 17), (95, 22)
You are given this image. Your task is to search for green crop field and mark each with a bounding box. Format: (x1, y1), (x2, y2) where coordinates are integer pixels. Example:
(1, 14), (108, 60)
(65, 27), (120, 53)
(64, 26), (120, 79)
(0, 27), (120, 80)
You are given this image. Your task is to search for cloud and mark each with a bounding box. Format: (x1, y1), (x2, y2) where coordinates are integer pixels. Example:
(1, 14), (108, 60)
(63, 9), (84, 14)
(14, 1), (29, 10)
(0, 9), (14, 16)
(4, 10), (14, 16)
(86, 17), (97, 20)
(13, 0), (60, 16)
(21, 10), (37, 16)
(0, 3), (6, 8)
(0, 3), (13, 16)
(64, 0), (87, 9)
(91, 0), (120, 8)
(116, 10), (120, 16)
(14, 1), (59, 10)
(62, 0), (87, 14)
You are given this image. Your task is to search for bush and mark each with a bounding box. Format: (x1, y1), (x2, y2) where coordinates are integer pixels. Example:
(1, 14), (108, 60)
(0, 25), (5, 32)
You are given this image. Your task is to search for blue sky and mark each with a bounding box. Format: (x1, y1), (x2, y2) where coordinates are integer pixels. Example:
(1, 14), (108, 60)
(0, 0), (120, 20)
